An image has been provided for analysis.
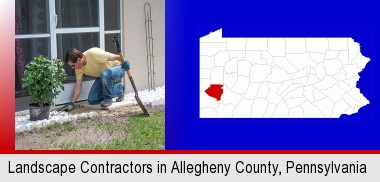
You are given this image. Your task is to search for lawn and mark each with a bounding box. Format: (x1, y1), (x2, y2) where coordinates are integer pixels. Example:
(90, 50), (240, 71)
(15, 106), (165, 150)
(103, 111), (165, 150)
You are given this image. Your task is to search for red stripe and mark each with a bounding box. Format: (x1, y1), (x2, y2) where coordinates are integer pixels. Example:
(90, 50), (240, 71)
(2, 150), (380, 154)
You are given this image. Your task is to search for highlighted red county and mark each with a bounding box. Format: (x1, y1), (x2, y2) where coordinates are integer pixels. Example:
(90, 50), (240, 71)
(205, 84), (224, 101)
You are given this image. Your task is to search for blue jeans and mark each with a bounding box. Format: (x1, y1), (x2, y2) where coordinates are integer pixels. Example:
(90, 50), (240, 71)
(87, 66), (125, 105)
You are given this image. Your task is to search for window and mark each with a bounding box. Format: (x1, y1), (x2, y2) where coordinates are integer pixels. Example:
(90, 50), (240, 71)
(55, 0), (99, 28)
(15, 0), (122, 111)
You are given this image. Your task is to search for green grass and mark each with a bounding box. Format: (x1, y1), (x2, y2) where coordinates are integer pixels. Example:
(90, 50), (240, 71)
(55, 111), (165, 150)
(104, 111), (165, 150)
(121, 111), (164, 149)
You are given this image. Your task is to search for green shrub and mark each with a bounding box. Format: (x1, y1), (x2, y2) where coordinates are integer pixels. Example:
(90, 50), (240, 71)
(22, 55), (66, 108)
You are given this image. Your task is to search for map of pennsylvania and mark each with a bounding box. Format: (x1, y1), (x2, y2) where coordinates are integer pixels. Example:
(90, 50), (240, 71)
(200, 29), (370, 118)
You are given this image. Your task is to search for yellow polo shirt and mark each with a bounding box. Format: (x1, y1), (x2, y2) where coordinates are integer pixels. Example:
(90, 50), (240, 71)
(75, 47), (120, 80)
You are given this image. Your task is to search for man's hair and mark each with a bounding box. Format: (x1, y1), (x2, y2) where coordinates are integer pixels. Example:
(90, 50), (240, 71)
(65, 48), (83, 63)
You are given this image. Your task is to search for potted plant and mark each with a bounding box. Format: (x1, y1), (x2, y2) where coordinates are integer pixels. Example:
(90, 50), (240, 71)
(22, 55), (66, 121)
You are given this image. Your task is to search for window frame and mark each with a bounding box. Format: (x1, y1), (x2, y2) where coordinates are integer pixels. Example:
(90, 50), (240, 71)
(15, 0), (123, 105)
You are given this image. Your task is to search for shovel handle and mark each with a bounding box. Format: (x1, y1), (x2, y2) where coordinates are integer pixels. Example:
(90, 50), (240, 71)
(113, 37), (133, 78)
(113, 36), (137, 94)
(117, 51), (132, 78)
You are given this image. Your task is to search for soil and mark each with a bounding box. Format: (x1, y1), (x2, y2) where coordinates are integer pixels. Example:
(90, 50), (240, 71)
(15, 104), (164, 150)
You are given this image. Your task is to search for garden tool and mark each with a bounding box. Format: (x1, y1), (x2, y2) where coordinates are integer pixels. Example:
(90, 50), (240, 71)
(113, 36), (150, 116)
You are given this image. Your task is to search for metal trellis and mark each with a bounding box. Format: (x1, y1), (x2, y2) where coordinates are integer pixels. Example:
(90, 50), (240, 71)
(144, 2), (155, 91)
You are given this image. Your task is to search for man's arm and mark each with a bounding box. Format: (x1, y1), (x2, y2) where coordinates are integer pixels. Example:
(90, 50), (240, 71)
(107, 53), (123, 62)
(59, 78), (82, 111)
(71, 78), (82, 102)
(108, 52), (130, 71)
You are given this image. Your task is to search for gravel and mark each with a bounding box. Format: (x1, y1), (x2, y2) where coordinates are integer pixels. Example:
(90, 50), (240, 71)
(123, 85), (165, 106)
(15, 111), (98, 133)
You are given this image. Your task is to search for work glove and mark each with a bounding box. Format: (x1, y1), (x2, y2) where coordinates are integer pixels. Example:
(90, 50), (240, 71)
(121, 60), (130, 71)
(59, 102), (74, 112)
